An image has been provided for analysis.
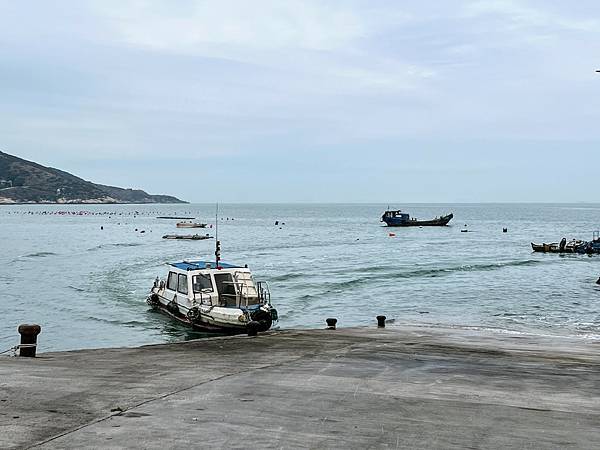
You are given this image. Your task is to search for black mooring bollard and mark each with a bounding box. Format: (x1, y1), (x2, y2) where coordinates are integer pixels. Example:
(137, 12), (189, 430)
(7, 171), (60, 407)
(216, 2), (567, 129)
(326, 318), (337, 329)
(17, 324), (41, 357)
(377, 315), (386, 328)
(247, 321), (260, 336)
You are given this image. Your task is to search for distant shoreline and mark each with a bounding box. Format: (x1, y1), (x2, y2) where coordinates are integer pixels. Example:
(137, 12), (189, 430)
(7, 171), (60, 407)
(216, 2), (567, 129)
(0, 201), (189, 206)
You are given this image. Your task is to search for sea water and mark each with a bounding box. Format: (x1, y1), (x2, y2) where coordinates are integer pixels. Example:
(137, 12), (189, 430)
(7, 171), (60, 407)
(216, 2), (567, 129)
(1, 203), (599, 352)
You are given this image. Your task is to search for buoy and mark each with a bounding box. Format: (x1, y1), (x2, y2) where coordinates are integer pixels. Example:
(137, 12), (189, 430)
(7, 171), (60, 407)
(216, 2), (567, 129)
(376, 316), (386, 328)
(388, 232), (395, 237)
(503, 227), (508, 233)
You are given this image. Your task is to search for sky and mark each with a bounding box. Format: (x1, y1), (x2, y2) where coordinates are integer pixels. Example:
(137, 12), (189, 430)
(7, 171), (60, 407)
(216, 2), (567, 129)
(1, 0), (599, 203)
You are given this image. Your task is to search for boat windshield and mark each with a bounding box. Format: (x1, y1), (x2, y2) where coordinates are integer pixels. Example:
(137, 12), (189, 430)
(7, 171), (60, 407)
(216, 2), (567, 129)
(192, 274), (213, 292)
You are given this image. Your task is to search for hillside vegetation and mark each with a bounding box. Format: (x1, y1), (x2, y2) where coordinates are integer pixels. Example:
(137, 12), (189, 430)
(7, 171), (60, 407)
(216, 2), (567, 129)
(0, 151), (185, 204)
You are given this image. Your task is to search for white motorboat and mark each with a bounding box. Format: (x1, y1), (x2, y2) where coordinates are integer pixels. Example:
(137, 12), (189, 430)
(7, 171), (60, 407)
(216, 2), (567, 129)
(147, 255), (277, 333)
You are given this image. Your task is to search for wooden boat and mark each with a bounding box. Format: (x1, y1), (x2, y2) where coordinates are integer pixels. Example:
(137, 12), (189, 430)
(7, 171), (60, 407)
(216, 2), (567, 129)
(531, 242), (579, 253)
(381, 210), (453, 227)
(162, 234), (212, 240)
(176, 221), (207, 228)
(531, 235), (600, 254)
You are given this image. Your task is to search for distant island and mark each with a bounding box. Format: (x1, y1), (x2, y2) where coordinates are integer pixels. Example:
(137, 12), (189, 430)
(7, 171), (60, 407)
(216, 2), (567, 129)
(0, 151), (186, 204)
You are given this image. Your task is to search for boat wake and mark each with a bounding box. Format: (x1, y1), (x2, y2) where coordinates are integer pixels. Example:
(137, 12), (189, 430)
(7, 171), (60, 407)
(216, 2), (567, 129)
(12, 251), (58, 262)
(296, 259), (546, 293)
(87, 243), (143, 251)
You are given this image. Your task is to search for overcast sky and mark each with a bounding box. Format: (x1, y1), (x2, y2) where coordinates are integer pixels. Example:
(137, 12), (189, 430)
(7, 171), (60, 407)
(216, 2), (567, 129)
(1, 1), (599, 202)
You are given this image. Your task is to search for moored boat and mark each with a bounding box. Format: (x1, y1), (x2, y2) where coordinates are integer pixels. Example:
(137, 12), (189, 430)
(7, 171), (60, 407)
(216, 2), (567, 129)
(531, 232), (600, 254)
(162, 234), (212, 240)
(176, 221), (207, 228)
(157, 216), (195, 220)
(147, 259), (277, 333)
(381, 210), (453, 227)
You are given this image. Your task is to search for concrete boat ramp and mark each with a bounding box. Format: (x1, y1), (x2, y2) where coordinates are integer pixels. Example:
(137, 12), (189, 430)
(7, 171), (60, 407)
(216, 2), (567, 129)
(1, 326), (599, 449)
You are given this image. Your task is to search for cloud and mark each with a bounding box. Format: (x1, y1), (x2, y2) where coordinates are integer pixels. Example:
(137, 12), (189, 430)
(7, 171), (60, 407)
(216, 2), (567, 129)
(464, 0), (600, 33)
(1, 1), (600, 201)
(92, 0), (383, 52)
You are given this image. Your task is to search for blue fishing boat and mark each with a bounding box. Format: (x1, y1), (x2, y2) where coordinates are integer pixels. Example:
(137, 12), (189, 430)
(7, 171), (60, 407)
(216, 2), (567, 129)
(381, 210), (453, 227)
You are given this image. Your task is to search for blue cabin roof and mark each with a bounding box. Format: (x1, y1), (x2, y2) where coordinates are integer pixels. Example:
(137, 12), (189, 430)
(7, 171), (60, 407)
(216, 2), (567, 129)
(169, 260), (242, 271)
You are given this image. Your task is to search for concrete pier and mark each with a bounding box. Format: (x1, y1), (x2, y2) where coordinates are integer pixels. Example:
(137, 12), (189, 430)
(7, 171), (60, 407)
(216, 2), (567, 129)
(1, 326), (599, 449)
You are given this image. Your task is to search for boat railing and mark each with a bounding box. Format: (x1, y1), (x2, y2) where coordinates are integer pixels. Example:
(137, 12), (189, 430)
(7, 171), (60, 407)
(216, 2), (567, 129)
(218, 281), (261, 308)
(257, 281), (271, 305)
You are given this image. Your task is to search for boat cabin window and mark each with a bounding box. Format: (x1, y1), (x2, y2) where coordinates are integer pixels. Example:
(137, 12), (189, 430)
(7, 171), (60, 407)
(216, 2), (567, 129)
(177, 274), (188, 295)
(167, 272), (178, 291)
(193, 274), (213, 292)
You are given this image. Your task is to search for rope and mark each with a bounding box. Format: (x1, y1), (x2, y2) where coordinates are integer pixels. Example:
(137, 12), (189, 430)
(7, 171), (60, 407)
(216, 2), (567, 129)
(0, 343), (37, 355)
(0, 346), (18, 355)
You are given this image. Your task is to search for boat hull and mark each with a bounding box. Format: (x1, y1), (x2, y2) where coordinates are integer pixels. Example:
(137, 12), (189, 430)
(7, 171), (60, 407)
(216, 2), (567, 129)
(383, 213), (453, 227)
(176, 223), (207, 228)
(154, 302), (247, 333)
(147, 290), (275, 333)
(531, 242), (600, 254)
(162, 234), (212, 240)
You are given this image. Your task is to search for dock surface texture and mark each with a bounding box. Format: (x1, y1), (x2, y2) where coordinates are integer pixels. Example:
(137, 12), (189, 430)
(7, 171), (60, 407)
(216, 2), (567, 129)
(1, 326), (599, 449)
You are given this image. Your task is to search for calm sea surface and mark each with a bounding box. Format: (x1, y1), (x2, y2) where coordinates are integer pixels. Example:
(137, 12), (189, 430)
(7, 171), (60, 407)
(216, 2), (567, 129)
(1, 203), (599, 352)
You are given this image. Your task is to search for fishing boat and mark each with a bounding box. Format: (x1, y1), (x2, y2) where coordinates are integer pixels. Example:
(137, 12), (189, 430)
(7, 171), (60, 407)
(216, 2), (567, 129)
(381, 210), (453, 227)
(162, 234), (212, 240)
(531, 231), (600, 254)
(531, 240), (584, 253)
(176, 221), (207, 228)
(147, 257), (277, 333)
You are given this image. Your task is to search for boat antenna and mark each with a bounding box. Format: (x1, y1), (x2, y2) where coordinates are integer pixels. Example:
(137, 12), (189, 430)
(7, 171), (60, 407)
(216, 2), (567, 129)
(215, 203), (221, 269)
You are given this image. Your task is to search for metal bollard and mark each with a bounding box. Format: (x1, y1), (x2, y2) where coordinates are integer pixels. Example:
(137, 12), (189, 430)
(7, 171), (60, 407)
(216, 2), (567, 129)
(326, 318), (337, 330)
(376, 316), (386, 328)
(18, 324), (41, 357)
(247, 321), (260, 337)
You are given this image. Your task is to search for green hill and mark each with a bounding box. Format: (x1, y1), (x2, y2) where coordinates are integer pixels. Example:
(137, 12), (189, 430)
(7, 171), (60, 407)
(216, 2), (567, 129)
(0, 151), (186, 204)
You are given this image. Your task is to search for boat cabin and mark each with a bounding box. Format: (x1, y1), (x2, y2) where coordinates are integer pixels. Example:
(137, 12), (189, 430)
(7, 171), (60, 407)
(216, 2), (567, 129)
(382, 210), (411, 222)
(158, 260), (270, 310)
